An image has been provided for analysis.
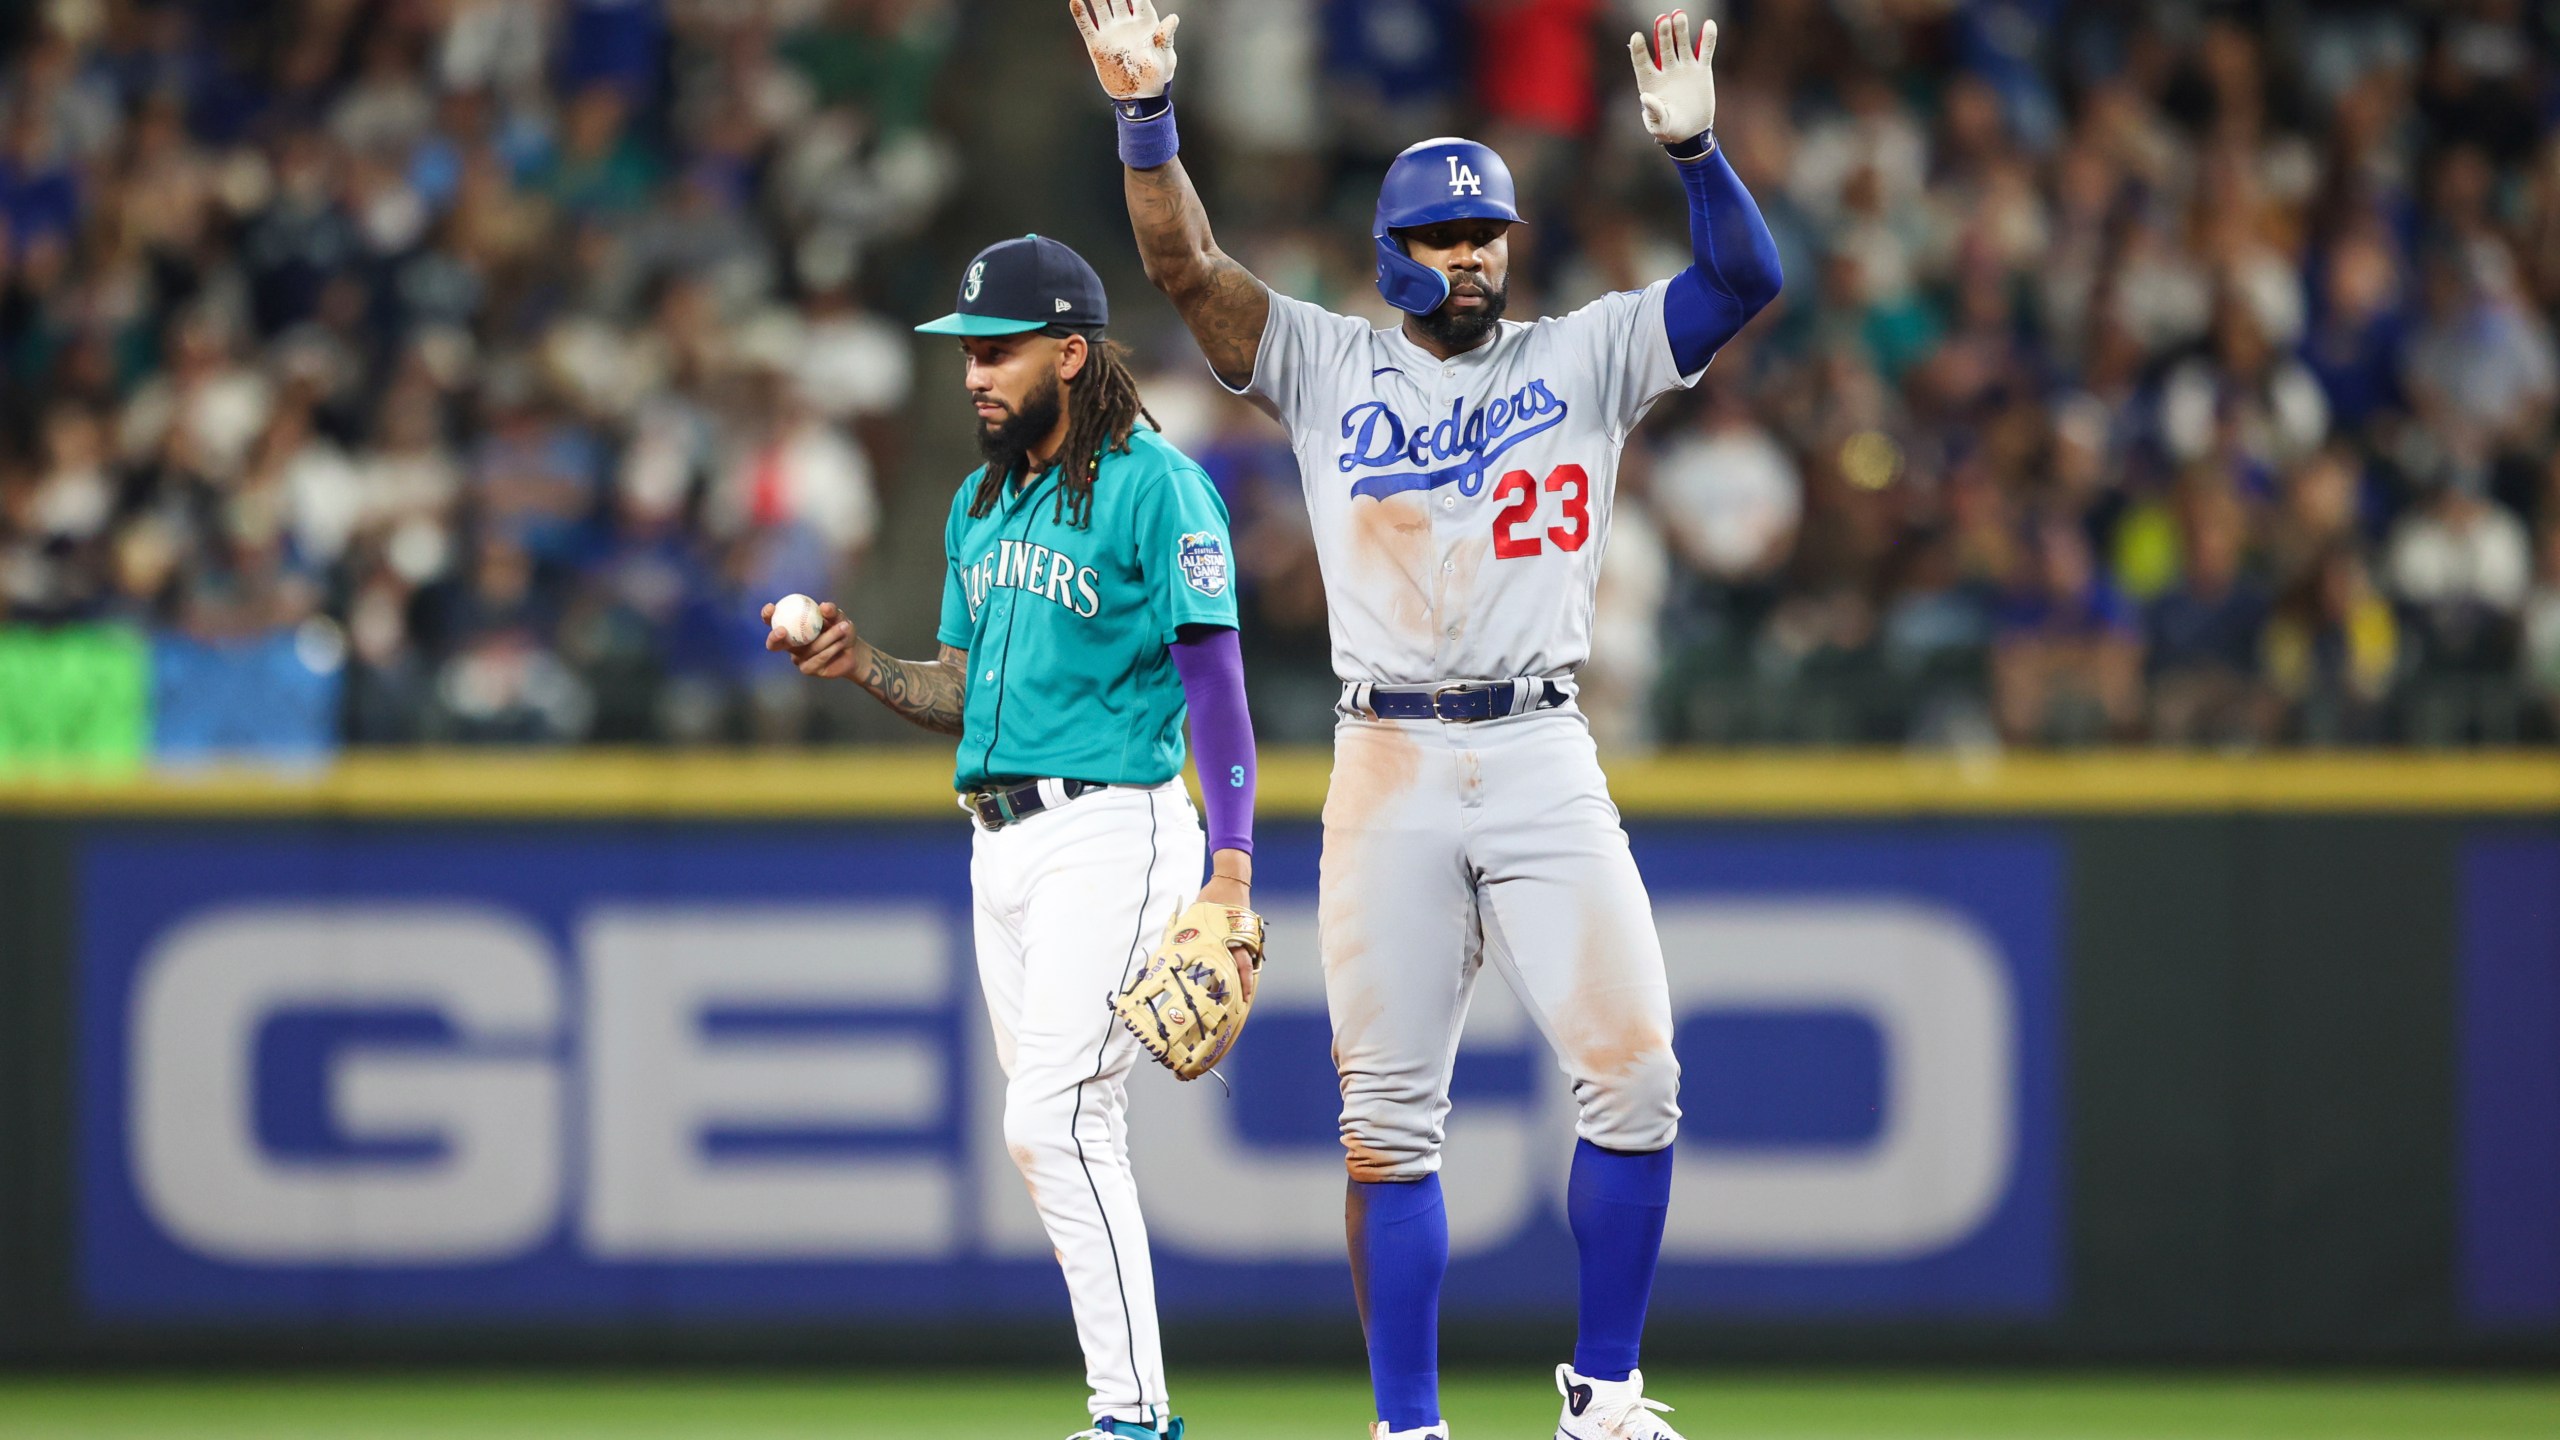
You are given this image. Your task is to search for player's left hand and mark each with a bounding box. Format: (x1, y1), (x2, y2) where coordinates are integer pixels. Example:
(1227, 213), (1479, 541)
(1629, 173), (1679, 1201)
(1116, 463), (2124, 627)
(1112, 899), (1264, 1081)
(1195, 872), (1255, 1002)
(1629, 9), (1717, 147)
(1070, 0), (1179, 102)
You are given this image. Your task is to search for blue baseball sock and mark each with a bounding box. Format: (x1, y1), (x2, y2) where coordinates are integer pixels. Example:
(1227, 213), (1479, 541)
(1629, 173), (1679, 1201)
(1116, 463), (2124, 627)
(1568, 1139), (1674, 1382)
(1348, 1174), (1447, 1430)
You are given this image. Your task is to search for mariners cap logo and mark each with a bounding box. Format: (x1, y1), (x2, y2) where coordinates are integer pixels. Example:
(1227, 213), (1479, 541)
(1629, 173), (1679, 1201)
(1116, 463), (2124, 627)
(917, 234), (1109, 337)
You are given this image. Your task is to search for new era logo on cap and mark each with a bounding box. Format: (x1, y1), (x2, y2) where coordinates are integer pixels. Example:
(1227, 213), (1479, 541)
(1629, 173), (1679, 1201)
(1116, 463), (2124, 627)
(916, 234), (1110, 338)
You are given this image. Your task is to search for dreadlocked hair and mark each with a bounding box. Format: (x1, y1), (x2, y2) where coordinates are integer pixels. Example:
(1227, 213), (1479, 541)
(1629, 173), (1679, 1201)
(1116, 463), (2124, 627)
(966, 335), (1156, 529)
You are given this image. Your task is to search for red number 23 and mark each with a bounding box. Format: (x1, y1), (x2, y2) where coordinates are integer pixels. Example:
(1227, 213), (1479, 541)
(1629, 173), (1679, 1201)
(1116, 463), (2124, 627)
(1490, 464), (1591, 559)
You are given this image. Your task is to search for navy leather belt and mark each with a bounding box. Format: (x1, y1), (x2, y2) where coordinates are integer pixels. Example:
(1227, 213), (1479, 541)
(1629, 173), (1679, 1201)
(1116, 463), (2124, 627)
(1347, 679), (1568, 723)
(960, 777), (1107, 830)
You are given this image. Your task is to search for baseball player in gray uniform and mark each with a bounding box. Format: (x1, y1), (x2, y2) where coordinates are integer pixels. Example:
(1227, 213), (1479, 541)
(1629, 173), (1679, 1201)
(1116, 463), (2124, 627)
(1072, 4), (1780, 1437)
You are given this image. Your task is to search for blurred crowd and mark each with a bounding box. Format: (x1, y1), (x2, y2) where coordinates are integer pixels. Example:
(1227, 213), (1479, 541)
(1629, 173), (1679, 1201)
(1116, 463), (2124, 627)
(3, 1), (2559, 751)
(1, 0), (948, 743)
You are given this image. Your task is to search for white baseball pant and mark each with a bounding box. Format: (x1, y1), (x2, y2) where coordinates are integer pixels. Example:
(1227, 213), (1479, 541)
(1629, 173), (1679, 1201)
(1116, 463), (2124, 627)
(1320, 704), (1682, 1180)
(970, 779), (1203, 1428)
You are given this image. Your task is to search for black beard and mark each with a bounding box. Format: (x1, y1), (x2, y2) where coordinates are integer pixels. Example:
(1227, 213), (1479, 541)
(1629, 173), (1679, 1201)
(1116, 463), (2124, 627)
(974, 372), (1066, 473)
(1410, 277), (1508, 351)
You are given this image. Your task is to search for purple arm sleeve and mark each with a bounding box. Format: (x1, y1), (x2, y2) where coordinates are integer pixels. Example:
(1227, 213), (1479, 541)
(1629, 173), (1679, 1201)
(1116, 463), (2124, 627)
(1170, 625), (1256, 857)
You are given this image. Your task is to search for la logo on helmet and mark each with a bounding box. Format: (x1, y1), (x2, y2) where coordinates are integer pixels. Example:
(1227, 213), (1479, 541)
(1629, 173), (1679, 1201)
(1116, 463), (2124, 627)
(964, 261), (985, 301)
(1445, 156), (1483, 196)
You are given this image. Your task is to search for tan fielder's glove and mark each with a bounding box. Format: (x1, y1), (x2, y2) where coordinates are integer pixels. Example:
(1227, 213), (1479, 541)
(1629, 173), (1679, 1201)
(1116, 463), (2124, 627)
(1111, 900), (1263, 1080)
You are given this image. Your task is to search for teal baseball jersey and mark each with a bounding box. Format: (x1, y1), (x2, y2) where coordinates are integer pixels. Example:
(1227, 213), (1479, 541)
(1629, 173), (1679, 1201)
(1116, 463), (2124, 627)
(938, 425), (1239, 791)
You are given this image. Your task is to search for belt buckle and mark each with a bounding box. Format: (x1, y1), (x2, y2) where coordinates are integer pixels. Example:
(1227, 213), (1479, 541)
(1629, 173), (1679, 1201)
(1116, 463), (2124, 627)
(1432, 684), (1480, 723)
(963, 790), (1009, 829)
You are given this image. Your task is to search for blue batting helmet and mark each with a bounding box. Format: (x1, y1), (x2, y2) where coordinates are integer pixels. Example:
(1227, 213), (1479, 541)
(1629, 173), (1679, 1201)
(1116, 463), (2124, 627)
(1373, 137), (1523, 316)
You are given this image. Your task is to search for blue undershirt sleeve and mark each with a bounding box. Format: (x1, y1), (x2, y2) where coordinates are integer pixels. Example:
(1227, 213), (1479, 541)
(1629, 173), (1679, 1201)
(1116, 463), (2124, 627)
(1661, 140), (1784, 377)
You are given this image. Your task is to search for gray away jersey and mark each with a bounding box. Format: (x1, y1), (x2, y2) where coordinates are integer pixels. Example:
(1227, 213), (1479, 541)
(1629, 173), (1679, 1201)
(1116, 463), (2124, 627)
(1230, 281), (1701, 686)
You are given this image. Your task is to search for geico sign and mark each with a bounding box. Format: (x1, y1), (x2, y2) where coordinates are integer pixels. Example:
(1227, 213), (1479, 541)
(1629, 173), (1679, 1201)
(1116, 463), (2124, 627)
(127, 900), (2015, 1266)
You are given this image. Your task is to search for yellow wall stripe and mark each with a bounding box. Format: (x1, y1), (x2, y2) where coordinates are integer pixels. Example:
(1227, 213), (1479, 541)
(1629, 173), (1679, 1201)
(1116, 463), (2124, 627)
(5, 749), (2560, 818)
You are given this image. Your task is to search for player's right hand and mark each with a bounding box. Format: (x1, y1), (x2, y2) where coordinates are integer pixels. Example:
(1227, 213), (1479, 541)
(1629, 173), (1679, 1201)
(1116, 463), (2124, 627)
(763, 600), (862, 680)
(1070, 0), (1178, 102)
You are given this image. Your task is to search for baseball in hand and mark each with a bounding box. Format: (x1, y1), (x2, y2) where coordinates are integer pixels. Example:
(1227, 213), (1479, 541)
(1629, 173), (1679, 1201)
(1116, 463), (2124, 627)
(771, 593), (825, 647)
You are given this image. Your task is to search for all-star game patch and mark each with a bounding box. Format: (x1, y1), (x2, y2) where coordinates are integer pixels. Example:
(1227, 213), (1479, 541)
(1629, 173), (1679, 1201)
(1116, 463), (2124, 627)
(1178, 532), (1229, 597)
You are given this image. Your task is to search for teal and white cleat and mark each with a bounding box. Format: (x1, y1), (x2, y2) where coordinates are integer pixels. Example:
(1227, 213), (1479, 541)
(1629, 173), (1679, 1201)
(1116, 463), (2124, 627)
(1071, 1419), (1185, 1440)
(1555, 1364), (1686, 1440)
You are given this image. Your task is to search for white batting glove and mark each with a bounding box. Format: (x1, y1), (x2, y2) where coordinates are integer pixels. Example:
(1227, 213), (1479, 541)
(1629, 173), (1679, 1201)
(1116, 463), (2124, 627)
(1071, 0), (1179, 102)
(1628, 9), (1718, 146)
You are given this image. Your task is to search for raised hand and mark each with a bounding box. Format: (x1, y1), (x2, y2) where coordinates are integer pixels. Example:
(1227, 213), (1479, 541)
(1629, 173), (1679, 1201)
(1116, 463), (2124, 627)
(1070, 0), (1179, 102)
(1628, 9), (1718, 146)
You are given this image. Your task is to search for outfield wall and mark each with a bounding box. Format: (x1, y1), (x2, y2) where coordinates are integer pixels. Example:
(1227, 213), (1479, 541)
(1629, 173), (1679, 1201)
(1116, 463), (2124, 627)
(2, 752), (2558, 1366)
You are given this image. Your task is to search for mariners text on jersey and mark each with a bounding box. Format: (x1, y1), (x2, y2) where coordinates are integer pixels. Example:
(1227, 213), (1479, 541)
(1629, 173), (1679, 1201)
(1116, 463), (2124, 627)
(960, 538), (1105, 620)
(938, 425), (1238, 792)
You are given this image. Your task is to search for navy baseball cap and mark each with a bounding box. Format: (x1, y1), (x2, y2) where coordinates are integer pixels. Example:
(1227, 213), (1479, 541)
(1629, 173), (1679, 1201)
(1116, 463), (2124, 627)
(915, 235), (1109, 337)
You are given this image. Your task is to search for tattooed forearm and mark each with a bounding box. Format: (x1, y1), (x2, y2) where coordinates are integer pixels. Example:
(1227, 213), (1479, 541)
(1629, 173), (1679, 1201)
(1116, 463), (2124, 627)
(854, 643), (969, 736)
(1125, 156), (1270, 390)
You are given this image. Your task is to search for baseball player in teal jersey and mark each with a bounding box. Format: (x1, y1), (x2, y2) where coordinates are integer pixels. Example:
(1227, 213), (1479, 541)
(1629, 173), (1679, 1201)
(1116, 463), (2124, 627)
(766, 234), (1261, 1440)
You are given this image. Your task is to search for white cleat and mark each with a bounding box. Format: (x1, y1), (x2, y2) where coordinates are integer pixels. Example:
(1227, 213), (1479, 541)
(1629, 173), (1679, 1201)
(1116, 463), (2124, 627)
(1370, 1423), (1451, 1440)
(1555, 1364), (1686, 1440)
